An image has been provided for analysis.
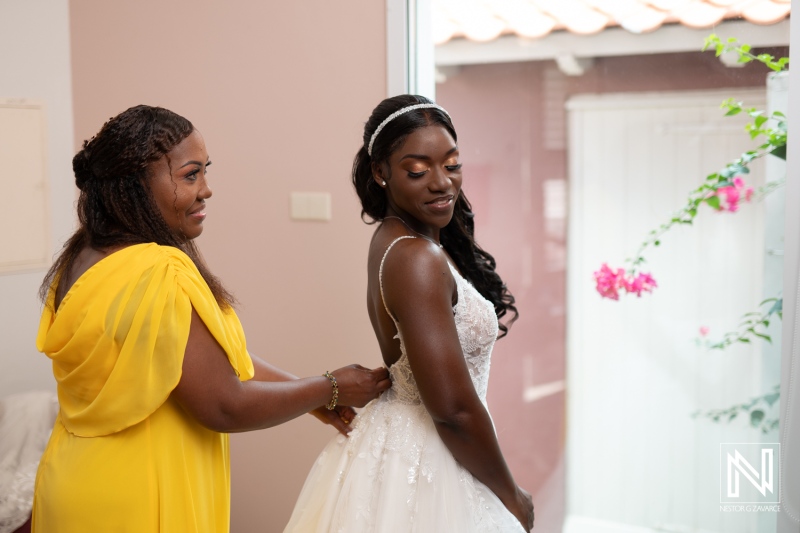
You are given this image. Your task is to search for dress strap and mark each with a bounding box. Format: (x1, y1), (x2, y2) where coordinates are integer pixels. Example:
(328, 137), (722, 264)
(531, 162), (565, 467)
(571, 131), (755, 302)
(379, 236), (416, 322)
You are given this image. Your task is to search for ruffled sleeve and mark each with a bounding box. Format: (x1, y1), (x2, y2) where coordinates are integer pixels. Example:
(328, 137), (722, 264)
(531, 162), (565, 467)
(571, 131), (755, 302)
(36, 244), (254, 437)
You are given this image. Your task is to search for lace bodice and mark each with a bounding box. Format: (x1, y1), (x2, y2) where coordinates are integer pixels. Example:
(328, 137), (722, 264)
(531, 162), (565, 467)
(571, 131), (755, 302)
(379, 236), (500, 405)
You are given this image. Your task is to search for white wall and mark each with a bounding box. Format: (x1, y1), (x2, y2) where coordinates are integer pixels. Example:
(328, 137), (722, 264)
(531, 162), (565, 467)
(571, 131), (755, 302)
(0, 0), (75, 396)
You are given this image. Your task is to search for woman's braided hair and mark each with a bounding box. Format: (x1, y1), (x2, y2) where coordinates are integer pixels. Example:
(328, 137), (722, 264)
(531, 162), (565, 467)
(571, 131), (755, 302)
(40, 105), (234, 309)
(352, 95), (518, 338)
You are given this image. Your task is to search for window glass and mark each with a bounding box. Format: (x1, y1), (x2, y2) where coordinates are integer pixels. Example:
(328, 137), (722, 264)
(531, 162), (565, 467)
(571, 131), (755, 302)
(430, 4), (789, 531)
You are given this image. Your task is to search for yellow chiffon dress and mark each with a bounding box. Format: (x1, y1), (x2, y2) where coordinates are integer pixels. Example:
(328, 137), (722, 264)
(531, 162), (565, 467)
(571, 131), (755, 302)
(33, 243), (254, 533)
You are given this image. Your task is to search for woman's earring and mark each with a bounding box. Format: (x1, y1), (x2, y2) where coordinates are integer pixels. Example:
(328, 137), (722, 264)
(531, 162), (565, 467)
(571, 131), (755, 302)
(381, 181), (386, 186)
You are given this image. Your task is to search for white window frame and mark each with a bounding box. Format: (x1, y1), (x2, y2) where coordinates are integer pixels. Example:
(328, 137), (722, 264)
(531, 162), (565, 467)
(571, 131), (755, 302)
(779, 12), (800, 532)
(386, 0), (435, 99)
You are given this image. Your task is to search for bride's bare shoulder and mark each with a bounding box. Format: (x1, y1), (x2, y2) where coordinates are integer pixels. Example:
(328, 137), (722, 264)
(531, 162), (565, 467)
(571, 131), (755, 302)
(377, 237), (451, 292)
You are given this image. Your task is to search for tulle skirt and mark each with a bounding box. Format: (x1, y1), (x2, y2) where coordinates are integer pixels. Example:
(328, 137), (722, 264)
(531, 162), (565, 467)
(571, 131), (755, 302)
(283, 393), (525, 532)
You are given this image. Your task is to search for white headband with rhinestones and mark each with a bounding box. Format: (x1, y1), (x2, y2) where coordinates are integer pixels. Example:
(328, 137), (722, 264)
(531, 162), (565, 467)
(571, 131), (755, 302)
(367, 103), (451, 157)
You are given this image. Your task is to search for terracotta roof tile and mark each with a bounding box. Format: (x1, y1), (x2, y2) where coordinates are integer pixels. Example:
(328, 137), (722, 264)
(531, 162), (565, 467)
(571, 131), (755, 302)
(433, 0), (791, 44)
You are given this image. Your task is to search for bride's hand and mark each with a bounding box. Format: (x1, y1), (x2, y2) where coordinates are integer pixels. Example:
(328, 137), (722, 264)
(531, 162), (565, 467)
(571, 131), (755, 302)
(332, 365), (391, 407)
(310, 405), (357, 436)
(505, 486), (534, 531)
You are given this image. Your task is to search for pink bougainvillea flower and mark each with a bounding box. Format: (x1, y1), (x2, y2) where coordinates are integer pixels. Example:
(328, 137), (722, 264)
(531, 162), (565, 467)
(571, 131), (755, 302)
(717, 185), (740, 212)
(621, 275), (638, 295)
(699, 326), (710, 337)
(593, 263), (625, 300)
(623, 272), (658, 297)
(714, 176), (754, 213)
(594, 265), (657, 299)
(636, 272), (657, 293)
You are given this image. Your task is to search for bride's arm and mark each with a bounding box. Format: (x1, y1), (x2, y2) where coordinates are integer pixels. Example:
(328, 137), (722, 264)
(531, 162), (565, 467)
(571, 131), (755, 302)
(382, 241), (533, 530)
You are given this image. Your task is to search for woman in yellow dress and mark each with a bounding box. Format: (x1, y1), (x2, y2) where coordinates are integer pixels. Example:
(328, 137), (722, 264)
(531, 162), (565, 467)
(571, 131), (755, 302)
(33, 105), (391, 533)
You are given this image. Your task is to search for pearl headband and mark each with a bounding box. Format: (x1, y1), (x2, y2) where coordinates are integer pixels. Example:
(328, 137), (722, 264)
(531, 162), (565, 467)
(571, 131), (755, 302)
(367, 103), (451, 157)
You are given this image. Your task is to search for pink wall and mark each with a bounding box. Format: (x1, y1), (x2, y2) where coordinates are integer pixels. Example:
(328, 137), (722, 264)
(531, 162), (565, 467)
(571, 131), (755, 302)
(435, 48), (785, 532)
(69, 2), (386, 531)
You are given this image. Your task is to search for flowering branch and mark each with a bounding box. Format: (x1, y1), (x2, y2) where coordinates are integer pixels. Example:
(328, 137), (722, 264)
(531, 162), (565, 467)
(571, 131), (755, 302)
(626, 108), (784, 270)
(692, 383), (780, 434)
(593, 38), (787, 301)
(698, 298), (783, 350)
(693, 297), (783, 429)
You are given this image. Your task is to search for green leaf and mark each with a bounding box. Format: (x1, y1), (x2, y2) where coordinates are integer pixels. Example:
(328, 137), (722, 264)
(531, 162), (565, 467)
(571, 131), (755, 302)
(740, 44), (751, 53)
(770, 145), (787, 160)
(725, 107), (742, 116)
(739, 338), (751, 343)
(705, 195), (721, 210)
(753, 332), (772, 343)
(768, 299), (783, 316)
(754, 115), (767, 128)
(729, 412), (738, 421)
(774, 111), (785, 118)
(764, 392), (780, 406)
(750, 410), (765, 426)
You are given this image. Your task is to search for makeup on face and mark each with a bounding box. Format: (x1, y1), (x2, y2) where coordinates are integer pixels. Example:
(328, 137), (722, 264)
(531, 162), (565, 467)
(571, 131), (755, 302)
(149, 130), (213, 240)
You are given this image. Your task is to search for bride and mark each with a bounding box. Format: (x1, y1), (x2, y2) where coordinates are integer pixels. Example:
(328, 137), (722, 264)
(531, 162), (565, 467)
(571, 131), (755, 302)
(283, 95), (534, 532)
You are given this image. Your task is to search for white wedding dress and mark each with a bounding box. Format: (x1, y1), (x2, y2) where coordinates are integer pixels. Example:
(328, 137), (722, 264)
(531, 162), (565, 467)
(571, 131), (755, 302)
(284, 236), (525, 532)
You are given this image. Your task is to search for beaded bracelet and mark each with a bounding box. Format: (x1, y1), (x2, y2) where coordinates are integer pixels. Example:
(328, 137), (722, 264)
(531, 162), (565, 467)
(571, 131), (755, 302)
(323, 371), (338, 410)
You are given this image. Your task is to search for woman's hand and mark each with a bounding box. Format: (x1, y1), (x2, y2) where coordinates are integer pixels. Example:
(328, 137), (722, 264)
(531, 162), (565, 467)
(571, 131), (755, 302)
(331, 365), (391, 407)
(310, 405), (357, 436)
(505, 486), (534, 531)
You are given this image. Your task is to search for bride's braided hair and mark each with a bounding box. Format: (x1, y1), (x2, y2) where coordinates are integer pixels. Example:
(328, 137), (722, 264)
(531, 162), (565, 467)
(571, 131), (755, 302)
(40, 105), (234, 309)
(352, 95), (518, 338)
